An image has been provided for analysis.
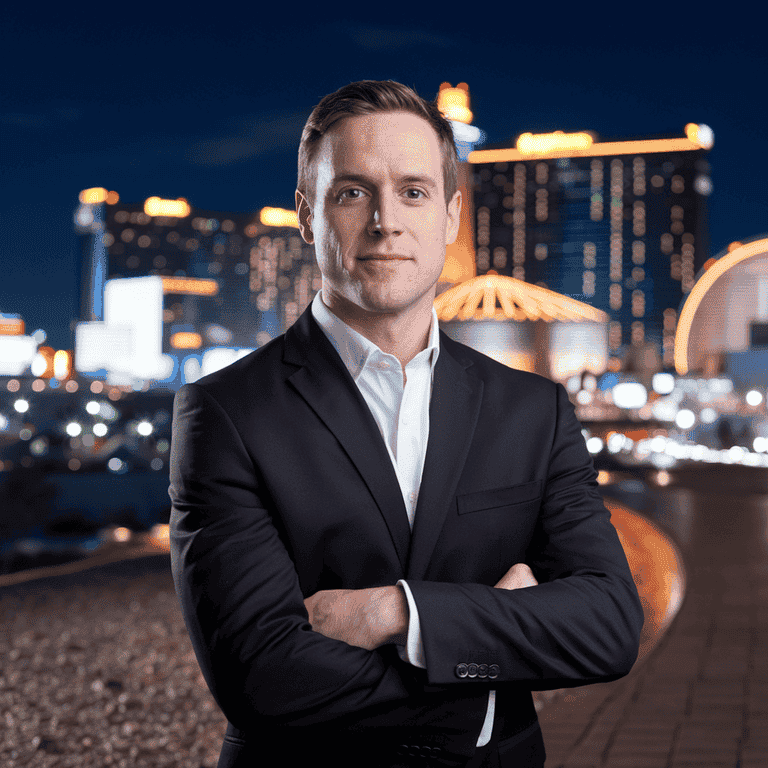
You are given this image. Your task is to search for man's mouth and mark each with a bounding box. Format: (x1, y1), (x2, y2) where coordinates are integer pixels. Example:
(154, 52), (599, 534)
(359, 254), (410, 261)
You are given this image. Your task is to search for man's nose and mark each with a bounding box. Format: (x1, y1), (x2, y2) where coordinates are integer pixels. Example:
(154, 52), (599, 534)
(368, 193), (403, 237)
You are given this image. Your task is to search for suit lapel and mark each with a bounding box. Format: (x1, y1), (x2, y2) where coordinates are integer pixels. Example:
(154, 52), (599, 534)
(406, 335), (484, 580)
(284, 308), (411, 573)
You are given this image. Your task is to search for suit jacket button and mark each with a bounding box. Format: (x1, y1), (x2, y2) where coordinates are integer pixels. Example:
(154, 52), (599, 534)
(488, 664), (500, 679)
(455, 663), (468, 678)
(467, 663), (478, 678)
(478, 664), (488, 678)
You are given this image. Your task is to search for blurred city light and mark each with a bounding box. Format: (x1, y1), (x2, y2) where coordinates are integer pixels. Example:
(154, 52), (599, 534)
(136, 420), (153, 436)
(684, 123), (714, 149)
(259, 207), (299, 228)
(746, 390), (764, 406)
(79, 187), (108, 204)
(675, 409), (696, 430)
(13, 398), (29, 413)
(107, 457), (127, 473)
(612, 382), (648, 409)
(53, 350), (72, 380)
(170, 332), (202, 349)
(149, 524), (170, 549)
(586, 437), (604, 454)
(144, 197), (190, 217)
(93, 423), (108, 437)
(438, 82), (473, 124)
(111, 526), (132, 542)
(160, 277), (219, 296)
(652, 373), (676, 395)
(65, 422), (82, 437)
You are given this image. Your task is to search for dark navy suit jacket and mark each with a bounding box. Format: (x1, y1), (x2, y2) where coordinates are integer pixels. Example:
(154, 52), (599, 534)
(168, 305), (643, 767)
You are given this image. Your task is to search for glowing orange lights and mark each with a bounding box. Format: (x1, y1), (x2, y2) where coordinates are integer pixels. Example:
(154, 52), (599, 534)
(79, 188), (108, 204)
(53, 350), (73, 380)
(434, 273), (608, 323)
(0, 317), (24, 335)
(34, 346), (56, 378)
(160, 277), (219, 296)
(469, 125), (713, 163)
(684, 123), (714, 149)
(675, 237), (768, 375)
(144, 197), (191, 217)
(438, 82), (473, 124)
(149, 524), (170, 550)
(517, 131), (594, 156)
(79, 188), (119, 205)
(170, 332), (203, 349)
(112, 527), (132, 543)
(259, 207), (299, 228)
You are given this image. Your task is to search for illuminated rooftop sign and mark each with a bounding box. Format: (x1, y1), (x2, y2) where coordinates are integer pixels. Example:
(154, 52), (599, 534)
(260, 207), (299, 228)
(144, 197), (191, 217)
(0, 316), (24, 335)
(438, 82), (473, 124)
(160, 277), (219, 296)
(517, 131), (594, 156)
(468, 124), (714, 163)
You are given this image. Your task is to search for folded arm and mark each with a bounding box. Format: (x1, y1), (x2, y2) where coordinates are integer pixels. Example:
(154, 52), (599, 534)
(401, 384), (644, 689)
(168, 383), (418, 729)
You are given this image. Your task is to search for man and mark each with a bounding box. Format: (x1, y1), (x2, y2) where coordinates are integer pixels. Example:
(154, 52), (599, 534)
(169, 80), (644, 768)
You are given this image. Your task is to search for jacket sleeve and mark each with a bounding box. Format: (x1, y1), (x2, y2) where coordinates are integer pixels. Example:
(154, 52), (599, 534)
(405, 382), (644, 689)
(168, 382), (417, 729)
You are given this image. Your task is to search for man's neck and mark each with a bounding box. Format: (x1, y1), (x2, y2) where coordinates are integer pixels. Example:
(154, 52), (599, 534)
(320, 290), (434, 369)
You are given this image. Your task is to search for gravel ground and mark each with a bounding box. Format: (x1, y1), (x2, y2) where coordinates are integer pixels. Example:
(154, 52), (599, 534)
(0, 556), (227, 768)
(0, 540), (660, 767)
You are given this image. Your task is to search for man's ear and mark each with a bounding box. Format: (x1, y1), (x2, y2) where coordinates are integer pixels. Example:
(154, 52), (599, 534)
(296, 189), (314, 245)
(445, 190), (462, 246)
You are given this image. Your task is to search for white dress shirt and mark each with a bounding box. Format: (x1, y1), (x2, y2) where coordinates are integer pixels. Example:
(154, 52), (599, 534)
(311, 292), (495, 747)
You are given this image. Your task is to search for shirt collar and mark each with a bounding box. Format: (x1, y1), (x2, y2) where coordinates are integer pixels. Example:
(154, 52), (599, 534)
(310, 291), (440, 381)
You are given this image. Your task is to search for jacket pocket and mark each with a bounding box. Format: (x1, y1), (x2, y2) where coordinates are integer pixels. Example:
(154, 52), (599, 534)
(457, 480), (542, 515)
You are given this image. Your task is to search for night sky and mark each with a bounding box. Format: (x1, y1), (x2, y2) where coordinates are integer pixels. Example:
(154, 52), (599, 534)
(2, 8), (766, 351)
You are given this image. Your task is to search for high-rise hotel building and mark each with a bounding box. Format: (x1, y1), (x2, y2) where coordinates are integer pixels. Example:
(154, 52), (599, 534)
(74, 191), (320, 388)
(467, 125), (713, 368)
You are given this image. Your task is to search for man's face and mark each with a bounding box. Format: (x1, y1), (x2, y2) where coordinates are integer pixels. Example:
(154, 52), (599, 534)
(296, 111), (461, 322)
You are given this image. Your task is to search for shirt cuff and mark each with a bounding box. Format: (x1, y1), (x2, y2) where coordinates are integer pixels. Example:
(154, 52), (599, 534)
(395, 580), (426, 669)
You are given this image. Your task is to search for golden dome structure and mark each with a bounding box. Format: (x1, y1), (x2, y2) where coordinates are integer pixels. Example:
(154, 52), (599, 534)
(434, 272), (607, 324)
(435, 272), (609, 381)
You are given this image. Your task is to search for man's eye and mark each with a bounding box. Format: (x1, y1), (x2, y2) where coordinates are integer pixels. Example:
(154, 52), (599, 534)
(405, 188), (425, 199)
(339, 189), (363, 200)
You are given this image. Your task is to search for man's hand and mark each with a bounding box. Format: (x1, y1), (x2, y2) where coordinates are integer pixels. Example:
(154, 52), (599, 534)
(303, 586), (408, 650)
(494, 563), (538, 590)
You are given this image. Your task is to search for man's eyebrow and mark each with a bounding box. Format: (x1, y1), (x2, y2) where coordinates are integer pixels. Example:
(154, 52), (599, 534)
(330, 173), (438, 188)
(400, 174), (438, 189)
(331, 174), (370, 185)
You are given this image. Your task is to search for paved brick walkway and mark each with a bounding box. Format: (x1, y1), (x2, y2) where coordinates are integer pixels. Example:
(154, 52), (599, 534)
(539, 465), (768, 768)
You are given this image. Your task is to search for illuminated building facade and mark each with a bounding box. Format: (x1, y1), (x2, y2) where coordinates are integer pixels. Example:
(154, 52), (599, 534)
(75, 191), (320, 389)
(468, 126), (713, 368)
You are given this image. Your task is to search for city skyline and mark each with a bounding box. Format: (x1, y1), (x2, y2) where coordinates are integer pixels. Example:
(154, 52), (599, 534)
(2, 10), (767, 350)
